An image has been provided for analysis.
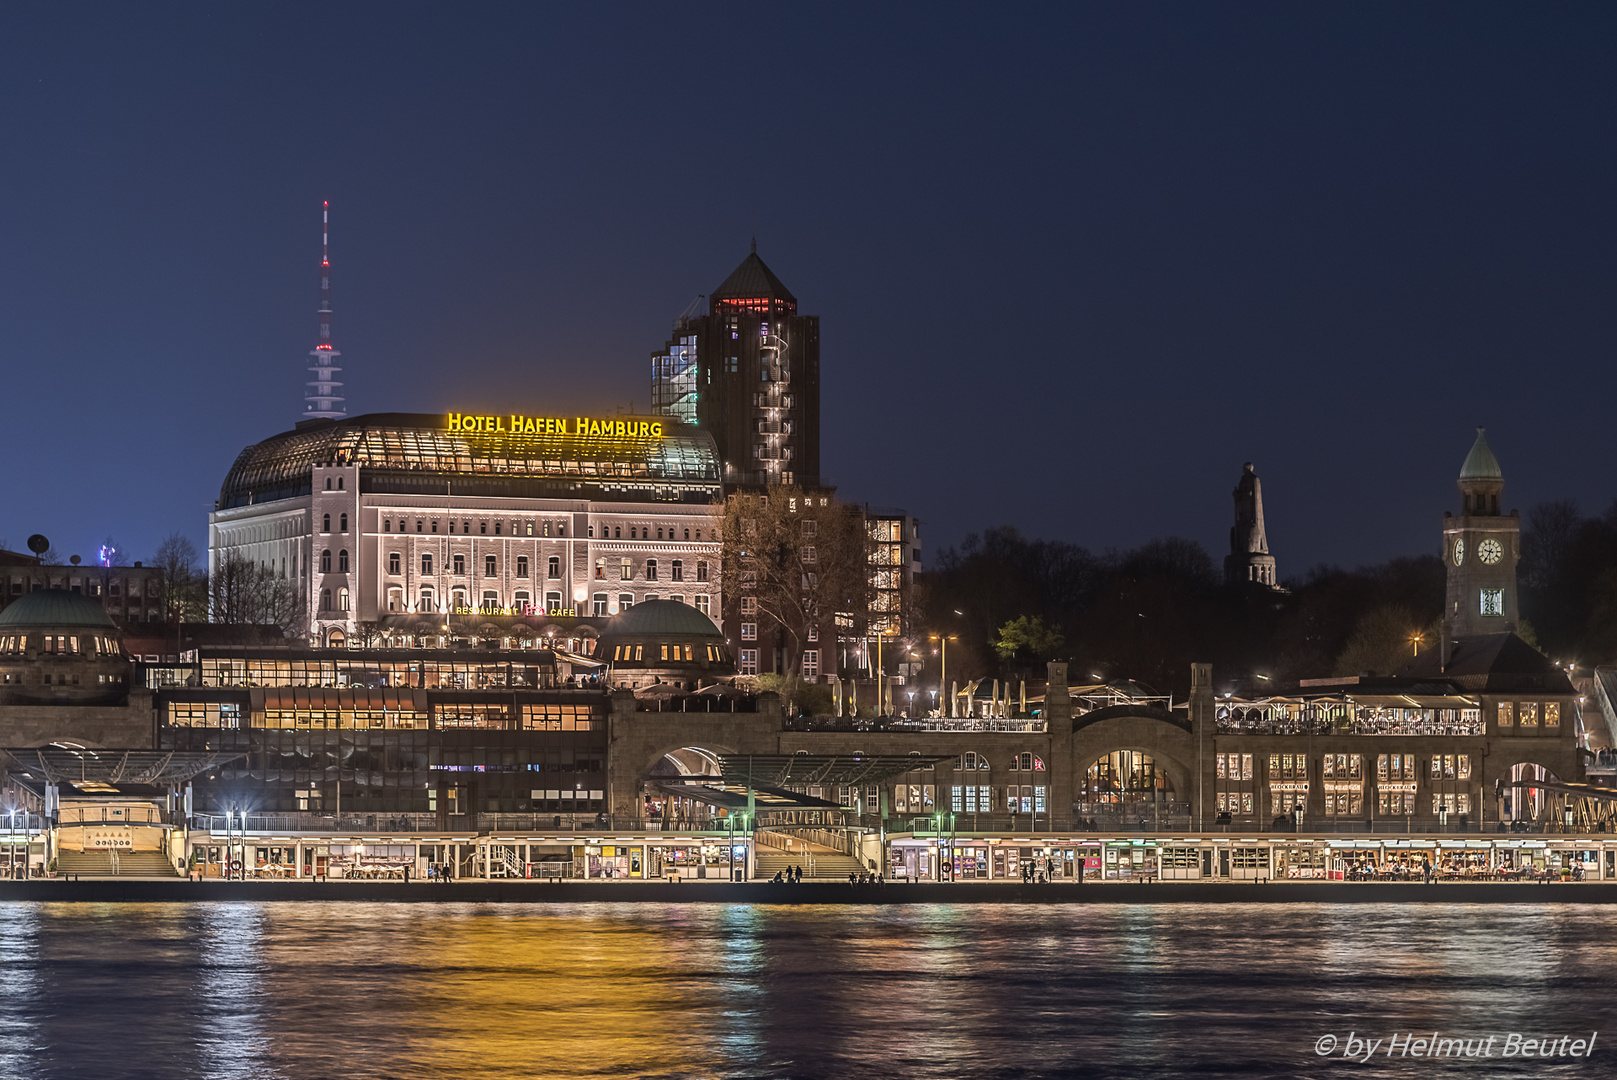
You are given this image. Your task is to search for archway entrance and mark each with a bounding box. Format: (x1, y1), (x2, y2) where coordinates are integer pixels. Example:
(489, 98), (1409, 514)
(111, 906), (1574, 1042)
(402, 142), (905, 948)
(1079, 750), (1177, 825)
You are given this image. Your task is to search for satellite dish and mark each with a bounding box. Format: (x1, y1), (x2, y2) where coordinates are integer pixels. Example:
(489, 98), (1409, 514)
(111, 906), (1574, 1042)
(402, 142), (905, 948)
(70, 555), (82, 566)
(26, 534), (49, 555)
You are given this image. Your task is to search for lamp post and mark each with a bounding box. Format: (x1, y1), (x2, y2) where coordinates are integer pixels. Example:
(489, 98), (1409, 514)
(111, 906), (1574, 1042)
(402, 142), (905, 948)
(929, 633), (958, 718)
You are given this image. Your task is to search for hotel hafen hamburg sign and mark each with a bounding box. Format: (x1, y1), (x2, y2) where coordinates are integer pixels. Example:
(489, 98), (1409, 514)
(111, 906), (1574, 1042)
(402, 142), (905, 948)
(446, 413), (664, 438)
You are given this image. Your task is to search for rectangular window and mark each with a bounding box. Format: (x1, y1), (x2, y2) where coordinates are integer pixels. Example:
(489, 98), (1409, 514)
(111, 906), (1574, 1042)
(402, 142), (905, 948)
(516, 556), (529, 578)
(1519, 702), (1539, 729)
(739, 649), (759, 676)
(421, 554), (433, 576)
(739, 596), (757, 615)
(695, 595), (710, 615)
(452, 554), (465, 575)
(741, 623), (757, 640)
(801, 650), (819, 678)
(1480, 589), (1504, 617)
(548, 556), (560, 579)
(618, 594), (634, 611)
(671, 560), (683, 582)
(620, 559), (633, 581)
(1497, 701), (1514, 727)
(592, 594), (607, 617)
(696, 561), (709, 583)
(388, 553), (400, 575)
(1545, 702), (1560, 728)
(646, 559), (658, 582)
(485, 555), (497, 577)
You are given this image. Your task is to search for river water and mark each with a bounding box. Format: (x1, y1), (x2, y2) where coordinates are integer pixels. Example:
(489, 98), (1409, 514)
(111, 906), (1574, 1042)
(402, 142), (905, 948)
(0, 902), (1610, 1079)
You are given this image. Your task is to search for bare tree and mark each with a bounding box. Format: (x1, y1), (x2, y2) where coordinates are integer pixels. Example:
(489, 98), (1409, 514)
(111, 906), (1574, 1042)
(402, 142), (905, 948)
(720, 486), (872, 704)
(209, 552), (298, 635)
(152, 533), (207, 623)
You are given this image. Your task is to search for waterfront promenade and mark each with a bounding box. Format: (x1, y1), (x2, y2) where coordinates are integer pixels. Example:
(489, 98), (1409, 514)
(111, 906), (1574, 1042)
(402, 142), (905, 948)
(4, 878), (1617, 903)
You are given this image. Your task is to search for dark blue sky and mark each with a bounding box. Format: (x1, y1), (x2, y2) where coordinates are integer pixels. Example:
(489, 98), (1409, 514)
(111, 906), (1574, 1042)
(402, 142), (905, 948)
(1, 5), (1611, 575)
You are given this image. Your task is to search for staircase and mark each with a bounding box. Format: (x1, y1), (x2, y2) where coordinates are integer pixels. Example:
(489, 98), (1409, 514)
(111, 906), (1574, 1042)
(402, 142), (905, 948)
(56, 850), (180, 878)
(753, 845), (869, 882)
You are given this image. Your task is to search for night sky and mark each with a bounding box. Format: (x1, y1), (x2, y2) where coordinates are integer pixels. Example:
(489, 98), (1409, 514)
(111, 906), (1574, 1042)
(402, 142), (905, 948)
(1, 6), (1611, 576)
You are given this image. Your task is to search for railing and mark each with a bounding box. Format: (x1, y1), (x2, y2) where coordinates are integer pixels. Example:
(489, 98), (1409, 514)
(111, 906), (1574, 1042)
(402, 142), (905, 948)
(783, 717), (1047, 733)
(758, 826), (856, 857)
(635, 695), (761, 713)
(189, 812), (729, 835)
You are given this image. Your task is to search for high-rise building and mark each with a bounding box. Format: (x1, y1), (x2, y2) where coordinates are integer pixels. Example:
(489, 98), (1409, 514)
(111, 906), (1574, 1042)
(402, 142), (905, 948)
(651, 244), (819, 488)
(304, 201), (345, 421)
(1443, 427), (1519, 642)
(1225, 463), (1278, 588)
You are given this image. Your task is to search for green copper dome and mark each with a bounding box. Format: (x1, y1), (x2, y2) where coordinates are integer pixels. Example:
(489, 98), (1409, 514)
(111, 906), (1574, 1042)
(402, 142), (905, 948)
(1459, 427), (1503, 481)
(0, 589), (119, 629)
(604, 599), (723, 638)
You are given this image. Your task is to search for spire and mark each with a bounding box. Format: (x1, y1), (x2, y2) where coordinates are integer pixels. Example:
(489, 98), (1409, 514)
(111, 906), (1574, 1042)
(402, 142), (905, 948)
(1458, 426), (1502, 481)
(303, 200), (345, 420)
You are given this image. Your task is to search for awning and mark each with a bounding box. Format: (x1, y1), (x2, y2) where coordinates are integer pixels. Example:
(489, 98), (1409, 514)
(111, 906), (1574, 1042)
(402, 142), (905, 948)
(250, 687), (429, 711)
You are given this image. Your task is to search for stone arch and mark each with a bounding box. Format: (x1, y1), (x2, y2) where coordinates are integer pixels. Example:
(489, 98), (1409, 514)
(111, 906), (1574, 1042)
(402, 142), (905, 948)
(1499, 760), (1562, 824)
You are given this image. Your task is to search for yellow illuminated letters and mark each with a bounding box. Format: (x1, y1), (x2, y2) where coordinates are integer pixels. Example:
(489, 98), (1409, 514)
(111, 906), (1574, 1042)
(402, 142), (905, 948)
(446, 413), (662, 439)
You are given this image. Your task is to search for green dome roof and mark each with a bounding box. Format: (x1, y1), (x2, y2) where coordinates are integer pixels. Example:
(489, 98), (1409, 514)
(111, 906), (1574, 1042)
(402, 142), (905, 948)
(1459, 427), (1503, 481)
(603, 599), (723, 639)
(0, 590), (119, 629)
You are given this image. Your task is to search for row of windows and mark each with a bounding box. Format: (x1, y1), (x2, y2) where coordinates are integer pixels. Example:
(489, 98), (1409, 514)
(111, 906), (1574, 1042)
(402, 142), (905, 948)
(593, 558), (707, 582)
(0, 634), (121, 656)
(168, 702), (602, 731)
(1216, 753), (1473, 782)
(1498, 701), (1561, 729)
(383, 589), (712, 617)
(375, 518), (714, 542)
(1218, 792), (1476, 817)
(608, 643), (728, 664)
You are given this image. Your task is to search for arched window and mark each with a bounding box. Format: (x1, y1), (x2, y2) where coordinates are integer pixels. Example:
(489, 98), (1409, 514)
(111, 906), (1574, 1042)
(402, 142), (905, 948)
(320, 588), (332, 610)
(322, 513), (331, 533)
(419, 587), (436, 611)
(320, 550), (331, 573)
(338, 550), (349, 573)
(614, 526), (621, 539)
(384, 519), (392, 533)
(339, 513), (348, 532)
(958, 751), (990, 771)
(338, 587), (350, 612)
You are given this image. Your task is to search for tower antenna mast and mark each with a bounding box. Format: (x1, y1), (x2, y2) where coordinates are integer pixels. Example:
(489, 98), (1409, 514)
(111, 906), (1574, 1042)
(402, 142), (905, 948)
(304, 200), (346, 420)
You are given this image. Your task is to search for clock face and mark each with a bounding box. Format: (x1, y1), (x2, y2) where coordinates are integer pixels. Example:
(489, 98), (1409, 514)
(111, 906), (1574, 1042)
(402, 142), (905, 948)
(1452, 539), (1465, 567)
(1478, 538), (1503, 565)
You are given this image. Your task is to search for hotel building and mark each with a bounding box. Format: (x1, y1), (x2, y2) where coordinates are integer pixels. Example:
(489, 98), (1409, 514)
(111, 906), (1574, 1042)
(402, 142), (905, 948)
(209, 411), (724, 648)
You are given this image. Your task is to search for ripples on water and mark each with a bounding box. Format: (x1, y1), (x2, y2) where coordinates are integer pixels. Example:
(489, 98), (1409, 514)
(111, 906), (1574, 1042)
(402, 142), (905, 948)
(0, 902), (1611, 1079)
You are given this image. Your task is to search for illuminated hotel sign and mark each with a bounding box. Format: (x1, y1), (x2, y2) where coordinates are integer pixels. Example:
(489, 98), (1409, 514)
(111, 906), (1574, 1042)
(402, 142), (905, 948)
(447, 413), (663, 438)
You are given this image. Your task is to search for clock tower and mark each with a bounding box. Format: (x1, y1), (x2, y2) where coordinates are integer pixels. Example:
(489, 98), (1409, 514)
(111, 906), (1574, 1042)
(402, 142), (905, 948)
(1442, 427), (1519, 647)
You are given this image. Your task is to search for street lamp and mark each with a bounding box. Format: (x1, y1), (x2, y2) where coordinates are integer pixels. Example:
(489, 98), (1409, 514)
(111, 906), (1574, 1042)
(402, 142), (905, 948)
(929, 633), (958, 718)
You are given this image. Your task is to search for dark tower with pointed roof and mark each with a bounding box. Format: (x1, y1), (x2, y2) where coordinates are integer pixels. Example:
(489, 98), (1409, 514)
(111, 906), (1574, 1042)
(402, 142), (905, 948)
(1443, 427), (1519, 648)
(651, 245), (820, 488)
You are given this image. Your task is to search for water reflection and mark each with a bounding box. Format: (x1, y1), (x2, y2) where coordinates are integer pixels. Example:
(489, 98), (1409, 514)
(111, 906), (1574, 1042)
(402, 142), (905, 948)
(0, 902), (1610, 1078)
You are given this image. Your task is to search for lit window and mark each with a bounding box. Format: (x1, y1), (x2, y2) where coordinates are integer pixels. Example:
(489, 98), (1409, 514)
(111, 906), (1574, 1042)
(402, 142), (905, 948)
(801, 650), (819, 678)
(1480, 589), (1504, 617)
(740, 623), (757, 640)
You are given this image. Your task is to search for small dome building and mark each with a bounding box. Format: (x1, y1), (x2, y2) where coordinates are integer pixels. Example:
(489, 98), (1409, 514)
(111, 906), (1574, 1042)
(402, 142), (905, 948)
(0, 590), (131, 706)
(598, 600), (735, 691)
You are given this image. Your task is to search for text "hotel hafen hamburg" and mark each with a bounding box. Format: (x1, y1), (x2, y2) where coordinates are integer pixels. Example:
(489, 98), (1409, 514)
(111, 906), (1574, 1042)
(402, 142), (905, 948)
(446, 413), (664, 438)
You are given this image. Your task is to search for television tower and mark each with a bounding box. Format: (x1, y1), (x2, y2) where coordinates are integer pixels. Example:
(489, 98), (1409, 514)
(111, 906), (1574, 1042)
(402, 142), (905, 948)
(303, 200), (345, 419)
